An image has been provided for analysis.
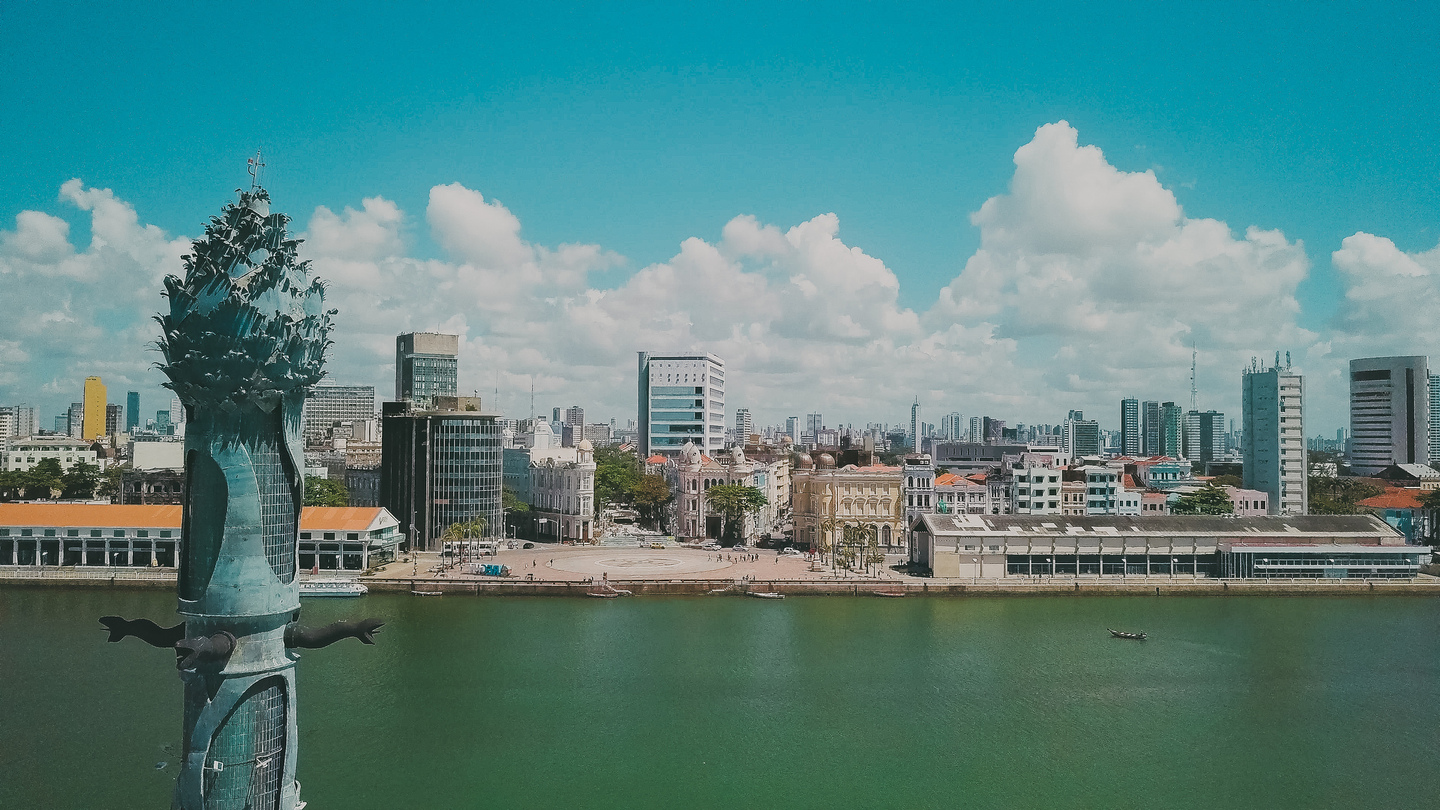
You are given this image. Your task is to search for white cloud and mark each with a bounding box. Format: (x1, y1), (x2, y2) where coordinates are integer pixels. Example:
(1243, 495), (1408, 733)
(7, 123), (1417, 434)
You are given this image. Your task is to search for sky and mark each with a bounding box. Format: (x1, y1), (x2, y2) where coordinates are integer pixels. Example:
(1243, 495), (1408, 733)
(2, 2), (1439, 434)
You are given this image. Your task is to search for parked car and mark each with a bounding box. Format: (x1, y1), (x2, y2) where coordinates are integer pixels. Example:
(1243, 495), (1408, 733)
(780, 547), (802, 556)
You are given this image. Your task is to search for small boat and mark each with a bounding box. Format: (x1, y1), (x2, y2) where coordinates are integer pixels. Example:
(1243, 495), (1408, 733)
(873, 590), (906, 598)
(747, 591), (784, 599)
(1109, 628), (1147, 640)
(586, 591), (620, 598)
(410, 589), (443, 597)
(300, 580), (368, 597)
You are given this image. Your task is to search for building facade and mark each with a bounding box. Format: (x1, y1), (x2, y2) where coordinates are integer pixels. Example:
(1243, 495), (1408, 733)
(1011, 463), (1061, 514)
(125, 391), (140, 433)
(303, 384), (377, 447)
(793, 453), (903, 553)
(1183, 410), (1225, 467)
(3, 436), (101, 472)
(637, 352), (725, 457)
(395, 332), (459, 406)
(667, 442), (787, 542)
(380, 397), (502, 550)
(1242, 363), (1307, 515)
(1348, 356), (1429, 476)
(1121, 398), (1141, 456)
(901, 454), (935, 547)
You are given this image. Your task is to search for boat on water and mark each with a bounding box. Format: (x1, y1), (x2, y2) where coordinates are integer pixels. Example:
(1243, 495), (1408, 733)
(873, 591), (906, 598)
(586, 591), (620, 598)
(410, 589), (443, 597)
(747, 591), (784, 599)
(299, 580), (368, 597)
(1108, 628), (1147, 640)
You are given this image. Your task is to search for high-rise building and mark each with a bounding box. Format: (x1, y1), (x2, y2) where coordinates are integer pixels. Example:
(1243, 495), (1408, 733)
(637, 352), (725, 457)
(1347, 356), (1429, 476)
(380, 397), (501, 550)
(1064, 411), (1102, 457)
(1183, 410), (1226, 467)
(804, 413), (823, 445)
(1141, 401), (1161, 455)
(106, 404), (123, 437)
(394, 332), (459, 407)
(303, 384), (377, 446)
(170, 395), (185, 429)
(785, 416), (800, 444)
(735, 408), (753, 440)
(67, 401), (85, 439)
(1120, 398), (1141, 456)
(81, 376), (106, 441)
(942, 412), (963, 440)
(909, 398), (921, 449)
(1159, 402), (1183, 458)
(969, 416), (982, 444)
(156, 410), (171, 434)
(1431, 373), (1440, 465)
(0, 404), (36, 438)
(1243, 362), (1306, 515)
(125, 391), (140, 433)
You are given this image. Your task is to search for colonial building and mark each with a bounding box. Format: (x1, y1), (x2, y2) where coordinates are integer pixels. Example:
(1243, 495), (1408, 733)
(3, 436), (103, 472)
(792, 452), (903, 553)
(934, 472), (996, 515)
(666, 441), (787, 542)
(503, 420), (597, 543)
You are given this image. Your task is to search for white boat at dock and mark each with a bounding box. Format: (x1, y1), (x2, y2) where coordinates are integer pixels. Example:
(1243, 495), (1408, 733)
(299, 579), (368, 597)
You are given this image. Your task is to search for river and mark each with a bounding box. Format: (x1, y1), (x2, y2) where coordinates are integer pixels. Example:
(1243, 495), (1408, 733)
(2, 589), (1437, 809)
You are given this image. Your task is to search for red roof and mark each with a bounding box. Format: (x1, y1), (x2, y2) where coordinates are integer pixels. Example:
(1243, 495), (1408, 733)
(1122, 474), (1137, 488)
(0, 503), (391, 531)
(1357, 489), (1425, 509)
(934, 472), (960, 486)
(645, 454), (668, 464)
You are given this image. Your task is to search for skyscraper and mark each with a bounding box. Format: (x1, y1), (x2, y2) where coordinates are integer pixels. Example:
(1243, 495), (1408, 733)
(1243, 361), (1306, 514)
(67, 401), (84, 439)
(0, 404), (36, 439)
(785, 416), (800, 444)
(969, 416), (982, 444)
(81, 376), (106, 441)
(1348, 356), (1429, 475)
(805, 413), (823, 444)
(125, 391), (140, 433)
(106, 403), (123, 437)
(909, 398), (921, 449)
(1430, 373), (1440, 465)
(637, 352), (726, 457)
(735, 408), (753, 440)
(564, 406), (585, 428)
(395, 332), (459, 407)
(1183, 410), (1225, 467)
(1141, 400), (1161, 456)
(942, 412), (963, 441)
(1160, 402), (1183, 458)
(1064, 411), (1102, 456)
(1120, 398), (1140, 456)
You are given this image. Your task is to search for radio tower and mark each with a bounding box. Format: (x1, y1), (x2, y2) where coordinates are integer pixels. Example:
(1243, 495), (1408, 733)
(1190, 346), (1198, 412)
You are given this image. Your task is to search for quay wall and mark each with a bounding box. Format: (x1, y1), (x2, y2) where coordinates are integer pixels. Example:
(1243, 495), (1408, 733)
(3, 568), (1438, 596)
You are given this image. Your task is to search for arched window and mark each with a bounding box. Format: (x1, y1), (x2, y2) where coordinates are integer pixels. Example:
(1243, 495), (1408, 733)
(881, 524), (892, 545)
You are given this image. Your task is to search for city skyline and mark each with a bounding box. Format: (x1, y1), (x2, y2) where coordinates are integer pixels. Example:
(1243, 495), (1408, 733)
(3, 4), (1439, 433)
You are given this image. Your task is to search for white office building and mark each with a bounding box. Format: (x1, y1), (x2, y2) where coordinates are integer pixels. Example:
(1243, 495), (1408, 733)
(637, 352), (725, 457)
(1348, 356), (1429, 476)
(1242, 361), (1306, 515)
(304, 384), (377, 447)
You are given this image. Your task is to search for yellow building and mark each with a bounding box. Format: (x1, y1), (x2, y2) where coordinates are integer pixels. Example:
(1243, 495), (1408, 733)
(791, 453), (904, 553)
(81, 376), (107, 441)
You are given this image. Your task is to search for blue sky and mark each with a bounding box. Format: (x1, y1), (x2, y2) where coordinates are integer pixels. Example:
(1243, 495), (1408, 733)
(2, 2), (1439, 432)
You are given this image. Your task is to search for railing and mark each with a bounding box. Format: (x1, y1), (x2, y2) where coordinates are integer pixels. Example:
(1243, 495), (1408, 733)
(0, 566), (176, 581)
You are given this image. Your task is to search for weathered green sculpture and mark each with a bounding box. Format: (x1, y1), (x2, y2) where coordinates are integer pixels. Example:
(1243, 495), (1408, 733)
(104, 174), (379, 810)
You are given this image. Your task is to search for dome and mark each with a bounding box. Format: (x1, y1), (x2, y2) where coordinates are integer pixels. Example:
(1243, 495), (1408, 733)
(795, 454), (814, 469)
(576, 439), (593, 452)
(730, 444), (746, 464)
(817, 453), (836, 469)
(679, 441), (702, 466)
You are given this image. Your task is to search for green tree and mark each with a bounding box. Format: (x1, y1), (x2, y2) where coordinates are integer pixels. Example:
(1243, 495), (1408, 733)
(24, 458), (63, 500)
(97, 464), (126, 503)
(1210, 474), (1243, 488)
(1171, 483), (1233, 515)
(704, 484), (768, 545)
(0, 470), (24, 501)
(594, 446), (640, 510)
(629, 474), (672, 529)
(502, 485), (530, 513)
(303, 475), (349, 507)
(60, 460), (102, 500)
(1419, 489), (1440, 511)
(1308, 476), (1383, 514)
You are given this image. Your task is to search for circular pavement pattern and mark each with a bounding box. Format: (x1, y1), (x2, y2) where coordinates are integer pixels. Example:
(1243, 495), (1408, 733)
(549, 548), (733, 577)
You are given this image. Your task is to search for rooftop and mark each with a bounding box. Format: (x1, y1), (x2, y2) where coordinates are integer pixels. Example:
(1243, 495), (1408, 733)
(916, 513), (1401, 541)
(0, 503), (396, 531)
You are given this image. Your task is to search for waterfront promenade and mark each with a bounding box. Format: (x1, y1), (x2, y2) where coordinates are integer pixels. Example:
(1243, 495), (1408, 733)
(4, 541), (1438, 595)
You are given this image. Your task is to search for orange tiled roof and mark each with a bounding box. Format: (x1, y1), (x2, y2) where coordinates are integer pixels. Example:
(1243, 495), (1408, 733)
(0, 503), (387, 531)
(645, 455), (668, 464)
(1122, 474), (1137, 488)
(934, 472), (960, 486)
(299, 507), (387, 531)
(0, 503), (182, 528)
(1357, 489), (1425, 510)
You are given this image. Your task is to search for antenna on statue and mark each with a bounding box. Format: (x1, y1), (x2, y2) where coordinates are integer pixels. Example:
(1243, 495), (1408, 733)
(246, 149), (266, 190)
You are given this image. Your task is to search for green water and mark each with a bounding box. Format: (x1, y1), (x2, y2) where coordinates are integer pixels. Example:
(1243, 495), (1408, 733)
(2, 590), (1437, 809)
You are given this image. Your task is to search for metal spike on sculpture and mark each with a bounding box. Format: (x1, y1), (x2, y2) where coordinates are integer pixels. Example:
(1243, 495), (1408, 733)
(102, 161), (381, 810)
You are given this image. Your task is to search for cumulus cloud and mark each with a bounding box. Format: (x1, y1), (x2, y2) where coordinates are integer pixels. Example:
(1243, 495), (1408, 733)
(6, 122), (1413, 433)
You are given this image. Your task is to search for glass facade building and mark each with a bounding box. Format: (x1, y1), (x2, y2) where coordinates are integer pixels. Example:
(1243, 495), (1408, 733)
(395, 332), (459, 407)
(637, 352), (725, 457)
(380, 402), (501, 550)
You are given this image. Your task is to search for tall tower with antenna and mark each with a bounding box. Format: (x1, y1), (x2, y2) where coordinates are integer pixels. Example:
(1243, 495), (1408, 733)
(1190, 346), (1198, 412)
